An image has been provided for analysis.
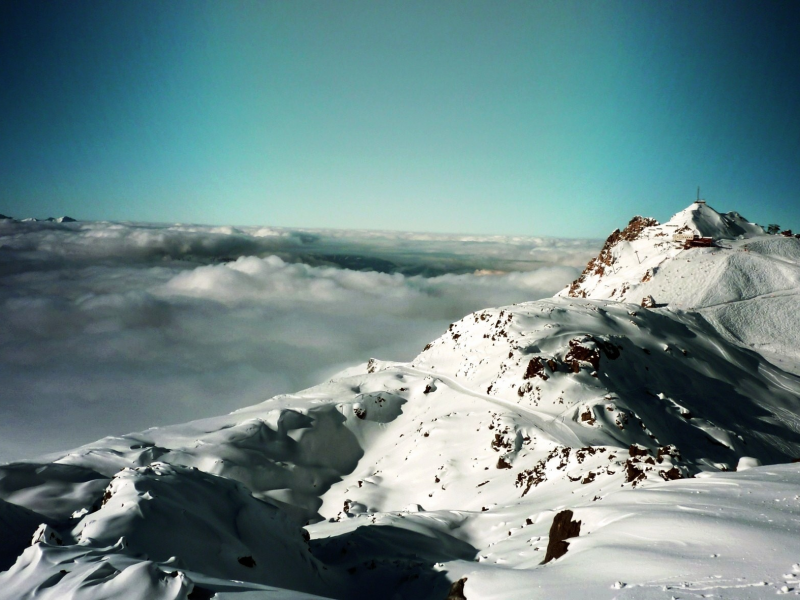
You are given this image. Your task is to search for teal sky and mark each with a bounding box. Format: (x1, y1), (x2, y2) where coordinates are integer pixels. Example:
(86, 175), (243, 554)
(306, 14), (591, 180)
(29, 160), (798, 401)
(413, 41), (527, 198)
(2, 0), (799, 237)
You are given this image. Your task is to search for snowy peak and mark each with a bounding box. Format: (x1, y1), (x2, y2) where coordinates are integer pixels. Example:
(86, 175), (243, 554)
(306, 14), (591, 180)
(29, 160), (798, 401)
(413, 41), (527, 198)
(664, 201), (764, 240)
(561, 201), (800, 365)
(562, 201), (775, 306)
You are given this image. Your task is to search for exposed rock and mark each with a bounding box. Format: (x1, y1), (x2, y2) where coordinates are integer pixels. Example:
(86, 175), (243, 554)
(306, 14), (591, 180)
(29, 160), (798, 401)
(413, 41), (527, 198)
(579, 408), (596, 425)
(237, 555), (256, 568)
(657, 445), (681, 462)
(565, 338), (601, 372)
(624, 460), (646, 485)
(659, 467), (682, 481)
(446, 577), (468, 600)
(567, 216), (659, 297)
(628, 444), (649, 458)
(523, 357), (549, 381)
(542, 509), (581, 563)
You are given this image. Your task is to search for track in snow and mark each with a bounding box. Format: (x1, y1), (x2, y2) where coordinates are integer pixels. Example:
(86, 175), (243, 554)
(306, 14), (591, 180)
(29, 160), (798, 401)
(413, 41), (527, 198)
(397, 364), (586, 447)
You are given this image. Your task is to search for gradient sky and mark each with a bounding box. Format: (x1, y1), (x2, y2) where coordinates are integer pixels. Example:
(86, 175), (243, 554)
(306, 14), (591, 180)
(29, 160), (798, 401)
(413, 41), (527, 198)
(2, 0), (799, 237)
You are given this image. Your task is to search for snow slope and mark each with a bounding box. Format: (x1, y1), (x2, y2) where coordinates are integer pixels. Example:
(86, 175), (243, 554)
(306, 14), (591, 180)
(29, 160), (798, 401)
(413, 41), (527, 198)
(2, 202), (800, 599)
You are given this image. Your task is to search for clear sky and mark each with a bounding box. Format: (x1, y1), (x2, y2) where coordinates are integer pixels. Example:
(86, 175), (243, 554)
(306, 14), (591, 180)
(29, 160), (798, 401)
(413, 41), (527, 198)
(2, 0), (799, 238)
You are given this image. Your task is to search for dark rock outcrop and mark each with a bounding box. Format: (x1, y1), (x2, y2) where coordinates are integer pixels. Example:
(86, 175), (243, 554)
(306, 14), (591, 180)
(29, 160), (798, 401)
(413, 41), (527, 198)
(446, 577), (467, 600)
(542, 509), (581, 564)
(567, 216), (659, 297)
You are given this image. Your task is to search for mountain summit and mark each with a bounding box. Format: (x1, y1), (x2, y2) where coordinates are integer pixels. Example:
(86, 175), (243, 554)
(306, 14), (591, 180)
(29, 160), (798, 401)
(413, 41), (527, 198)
(2, 204), (800, 599)
(563, 201), (767, 302)
(562, 202), (800, 367)
(667, 201), (765, 239)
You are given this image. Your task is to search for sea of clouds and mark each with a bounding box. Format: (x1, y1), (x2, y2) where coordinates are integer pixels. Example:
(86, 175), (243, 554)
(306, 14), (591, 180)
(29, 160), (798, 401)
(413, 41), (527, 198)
(0, 218), (599, 462)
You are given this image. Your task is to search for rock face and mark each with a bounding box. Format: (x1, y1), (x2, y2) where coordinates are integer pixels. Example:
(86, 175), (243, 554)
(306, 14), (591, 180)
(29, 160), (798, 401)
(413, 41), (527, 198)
(542, 510), (581, 563)
(567, 216), (659, 298)
(1, 202), (800, 599)
(445, 577), (468, 600)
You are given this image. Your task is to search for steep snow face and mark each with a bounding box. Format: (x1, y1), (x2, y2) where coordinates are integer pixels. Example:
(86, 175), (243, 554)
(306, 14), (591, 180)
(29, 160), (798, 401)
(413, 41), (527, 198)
(0, 464), (334, 600)
(69, 464), (328, 591)
(410, 297), (800, 471)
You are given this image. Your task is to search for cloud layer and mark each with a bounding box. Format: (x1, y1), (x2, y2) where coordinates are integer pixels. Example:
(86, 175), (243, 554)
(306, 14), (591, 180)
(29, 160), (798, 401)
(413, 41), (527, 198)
(0, 219), (598, 462)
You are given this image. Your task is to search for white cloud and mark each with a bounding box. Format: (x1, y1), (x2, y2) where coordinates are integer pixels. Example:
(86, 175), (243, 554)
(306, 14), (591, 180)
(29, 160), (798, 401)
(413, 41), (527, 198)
(0, 219), (599, 462)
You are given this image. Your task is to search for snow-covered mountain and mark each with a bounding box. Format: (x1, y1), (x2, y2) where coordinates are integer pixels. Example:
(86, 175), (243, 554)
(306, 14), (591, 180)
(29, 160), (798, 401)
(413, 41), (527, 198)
(14, 215), (78, 223)
(561, 202), (800, 368)
(3, 202), (800, 599)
